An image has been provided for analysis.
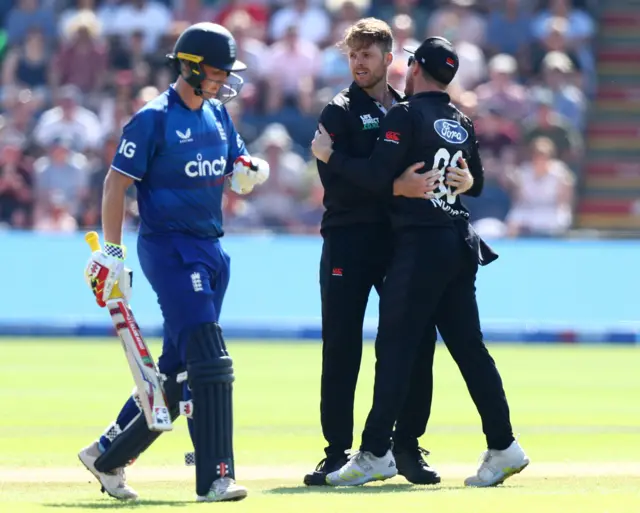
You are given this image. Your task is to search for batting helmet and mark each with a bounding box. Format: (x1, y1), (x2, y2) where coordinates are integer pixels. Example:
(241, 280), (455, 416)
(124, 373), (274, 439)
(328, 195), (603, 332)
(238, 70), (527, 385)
(166, 23), (246, 102)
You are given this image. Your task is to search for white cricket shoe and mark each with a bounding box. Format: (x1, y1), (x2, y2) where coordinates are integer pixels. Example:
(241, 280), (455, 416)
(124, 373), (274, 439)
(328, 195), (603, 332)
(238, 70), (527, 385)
(196, 477), (248, 502)
(326, 449), (397, 486)
(78, 442), (138, 500)
(464, 440), (530, 487)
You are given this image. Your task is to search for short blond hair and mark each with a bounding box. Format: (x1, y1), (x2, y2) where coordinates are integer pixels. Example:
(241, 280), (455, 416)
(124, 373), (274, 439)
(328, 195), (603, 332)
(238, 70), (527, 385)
(341, 18), (393, 54)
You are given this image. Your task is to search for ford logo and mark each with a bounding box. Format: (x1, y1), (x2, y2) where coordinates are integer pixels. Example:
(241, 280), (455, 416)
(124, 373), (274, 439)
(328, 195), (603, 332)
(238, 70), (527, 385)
(434, 119), (468, 145)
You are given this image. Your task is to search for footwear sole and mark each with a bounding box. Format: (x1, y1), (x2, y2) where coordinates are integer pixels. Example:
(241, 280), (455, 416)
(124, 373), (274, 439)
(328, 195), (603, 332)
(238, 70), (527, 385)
(465, 460), (530, 488)
(326, 471), (398, 487)
(77, 453), (138, 501)
(400, 473), (442, 485)
(304, 473), (329, 486)
(197, 489), (248, 502)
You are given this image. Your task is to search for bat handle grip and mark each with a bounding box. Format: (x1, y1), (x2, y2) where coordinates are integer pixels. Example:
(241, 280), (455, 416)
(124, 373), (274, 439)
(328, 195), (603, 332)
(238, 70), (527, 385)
(85, 231), (101, 253)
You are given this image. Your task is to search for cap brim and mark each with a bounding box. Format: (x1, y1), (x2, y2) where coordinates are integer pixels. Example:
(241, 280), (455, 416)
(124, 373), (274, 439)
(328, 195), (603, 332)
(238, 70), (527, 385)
(403, 46), (417, 55)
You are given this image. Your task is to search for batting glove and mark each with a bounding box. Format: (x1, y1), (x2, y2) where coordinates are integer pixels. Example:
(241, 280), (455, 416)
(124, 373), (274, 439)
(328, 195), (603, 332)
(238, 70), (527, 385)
(84, 242), (126, 307)
(229, 156), (270, 195)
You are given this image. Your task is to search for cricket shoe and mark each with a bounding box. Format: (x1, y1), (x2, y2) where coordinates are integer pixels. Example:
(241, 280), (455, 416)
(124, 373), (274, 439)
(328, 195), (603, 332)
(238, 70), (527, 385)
(196, 477), (248, 502)
(393, 446), (441, 485)
(78, 442), (138, 500)
(304, 452), (349, 486)
(464, 440), (530, 487)
(325, 449), (397, 486)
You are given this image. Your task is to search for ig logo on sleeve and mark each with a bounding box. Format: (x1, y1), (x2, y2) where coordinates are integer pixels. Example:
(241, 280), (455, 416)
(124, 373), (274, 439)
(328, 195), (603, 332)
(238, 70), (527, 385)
(118, 139), (137, 159)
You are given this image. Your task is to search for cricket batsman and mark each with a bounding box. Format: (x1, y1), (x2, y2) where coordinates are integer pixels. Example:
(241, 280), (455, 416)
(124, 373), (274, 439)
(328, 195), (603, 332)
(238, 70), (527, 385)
(78, 22), (269, 502)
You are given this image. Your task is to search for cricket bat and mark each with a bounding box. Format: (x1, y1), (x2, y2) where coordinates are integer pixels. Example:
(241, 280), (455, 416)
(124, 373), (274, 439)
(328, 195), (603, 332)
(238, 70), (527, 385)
(85, 231), (173, 432)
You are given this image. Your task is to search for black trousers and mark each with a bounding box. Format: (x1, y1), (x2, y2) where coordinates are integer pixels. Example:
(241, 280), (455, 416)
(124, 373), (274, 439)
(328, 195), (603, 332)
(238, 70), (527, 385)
(360, 226), (514, 457)
(319, 225), (437, 456)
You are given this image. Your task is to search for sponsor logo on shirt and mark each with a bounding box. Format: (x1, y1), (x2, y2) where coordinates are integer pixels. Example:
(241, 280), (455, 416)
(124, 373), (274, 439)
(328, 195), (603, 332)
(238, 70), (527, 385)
(433, 119), (468, 144)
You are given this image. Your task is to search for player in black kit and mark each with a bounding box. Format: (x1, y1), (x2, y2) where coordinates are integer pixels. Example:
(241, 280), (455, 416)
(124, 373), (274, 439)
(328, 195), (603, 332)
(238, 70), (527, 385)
(312, 36), (530, 488)
(305, 18), (443, 487)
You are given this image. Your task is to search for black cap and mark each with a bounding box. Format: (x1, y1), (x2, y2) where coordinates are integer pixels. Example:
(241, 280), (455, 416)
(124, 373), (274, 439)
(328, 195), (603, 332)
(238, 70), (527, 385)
(404, 37), (459, 85)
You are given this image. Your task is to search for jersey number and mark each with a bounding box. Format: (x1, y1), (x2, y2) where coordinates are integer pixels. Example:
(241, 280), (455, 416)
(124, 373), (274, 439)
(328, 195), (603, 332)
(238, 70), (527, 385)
(432, 147), (463, 205)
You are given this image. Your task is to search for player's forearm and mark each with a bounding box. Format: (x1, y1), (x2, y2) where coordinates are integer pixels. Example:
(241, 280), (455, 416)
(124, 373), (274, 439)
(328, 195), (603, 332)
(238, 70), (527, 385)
(102, 170), (132, 246)
(327, 152), (393, 196)
(464, 168), (484, 197)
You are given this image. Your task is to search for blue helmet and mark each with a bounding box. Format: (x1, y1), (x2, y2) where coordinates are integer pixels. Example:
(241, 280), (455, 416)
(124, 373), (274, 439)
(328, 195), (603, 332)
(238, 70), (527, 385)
(166, 22), (246, 102)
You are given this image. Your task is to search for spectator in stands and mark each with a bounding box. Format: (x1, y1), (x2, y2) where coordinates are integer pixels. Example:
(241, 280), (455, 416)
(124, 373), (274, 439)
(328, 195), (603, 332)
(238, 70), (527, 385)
(430, 4), (487, 92)
(262, 24), (320, 115)
(0, 134), (33, 228)
(318, 24), (353, 96)
(173, 0), (217, 26)
(1, 28), (50, 92)
(225, 99), (259, 147)
(51, 10), (108, 96)
(427, 0), (487, 47)
(0, 0), (598, 235)
(506, 136), (575, 237)
(97, 71), (136, 137)
(225, 10), (268, 110)
(4, 0), (57, 46)
(32, 137), (89, 223)
(107, 0), (173, 54)
(474, 53), (530, 123)
(531, 0), (595, 50)
(58, 0), (98, 41)
(246, 123), (310, 232)
(540, 51), (587, 130)
(269, 0), (331, 46)
(296, 172), (325, 233)
(34, 189), (78, 232)
(32, 84), (103, 152)
(0, 87), (44, 152)
(484, 0), (533, 60)
(375, 0), (431, 41)
(222, 192), (265, 233)
(330, 0), (364, 43)
(214, 0), (270, 41)
(521, 87), (583, 167)
(531, 15), (595, 95)
(390, 14), (419, 67)
(464, 106), (518, 223)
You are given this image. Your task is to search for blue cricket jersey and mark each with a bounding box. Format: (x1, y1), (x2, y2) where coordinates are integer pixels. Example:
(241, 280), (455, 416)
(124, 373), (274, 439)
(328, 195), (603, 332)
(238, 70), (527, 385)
(111, 85), (248, 239)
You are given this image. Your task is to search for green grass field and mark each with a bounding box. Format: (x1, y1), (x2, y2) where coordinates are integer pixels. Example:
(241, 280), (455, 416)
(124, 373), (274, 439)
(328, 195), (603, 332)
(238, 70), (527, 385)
(1, 339), (639, 512)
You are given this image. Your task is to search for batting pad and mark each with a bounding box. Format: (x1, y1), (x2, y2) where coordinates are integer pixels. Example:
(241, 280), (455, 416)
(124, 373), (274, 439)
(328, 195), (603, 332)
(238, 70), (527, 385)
(94, 370), (184, 473)
(186, 323), (235, 496)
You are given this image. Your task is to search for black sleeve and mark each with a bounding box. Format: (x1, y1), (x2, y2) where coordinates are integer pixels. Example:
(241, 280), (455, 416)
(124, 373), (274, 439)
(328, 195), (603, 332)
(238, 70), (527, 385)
(464, 119), (484, 197)
(316, 103), (350, 178)
(318, 103), (351, 153)
(325, 104), (413, 196)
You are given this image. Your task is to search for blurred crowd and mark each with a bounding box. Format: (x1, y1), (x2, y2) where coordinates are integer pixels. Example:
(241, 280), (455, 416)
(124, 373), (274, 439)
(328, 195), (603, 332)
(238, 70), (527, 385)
(0, 0), (599, 237)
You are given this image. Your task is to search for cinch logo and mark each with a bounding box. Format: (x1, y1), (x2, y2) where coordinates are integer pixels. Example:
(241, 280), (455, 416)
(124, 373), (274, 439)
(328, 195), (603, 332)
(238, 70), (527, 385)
(434, 119), (468, 144)
(185, 154), (227, 177)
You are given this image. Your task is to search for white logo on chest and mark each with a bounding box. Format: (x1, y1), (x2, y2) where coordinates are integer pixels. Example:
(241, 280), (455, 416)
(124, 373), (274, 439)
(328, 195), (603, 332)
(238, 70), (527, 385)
(185, 153), (227, 177)
(176, 128), (193, 143)
(360, 114), (379, 130)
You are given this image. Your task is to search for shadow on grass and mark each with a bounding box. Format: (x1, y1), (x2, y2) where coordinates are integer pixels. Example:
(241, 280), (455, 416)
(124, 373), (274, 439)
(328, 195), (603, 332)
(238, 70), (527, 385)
(45, 500), (191, 509)
(266, 483), (468, 495)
